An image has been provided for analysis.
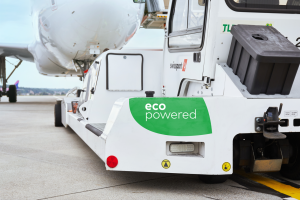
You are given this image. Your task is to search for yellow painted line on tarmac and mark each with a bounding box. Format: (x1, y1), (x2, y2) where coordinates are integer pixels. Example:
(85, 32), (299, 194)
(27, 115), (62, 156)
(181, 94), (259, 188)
(235, 170), (300, 199)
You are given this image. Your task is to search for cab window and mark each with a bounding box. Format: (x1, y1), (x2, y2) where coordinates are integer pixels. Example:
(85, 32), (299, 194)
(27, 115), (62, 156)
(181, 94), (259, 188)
(169, 0), (206, 51)
(226, 0), (300, 13)
(171, 0), (188, 32)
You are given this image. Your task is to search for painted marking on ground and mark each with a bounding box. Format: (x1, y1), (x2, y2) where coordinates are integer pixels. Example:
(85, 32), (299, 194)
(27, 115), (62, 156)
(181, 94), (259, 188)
(230, 174), (289, 198)
(235, 170), (300, 199)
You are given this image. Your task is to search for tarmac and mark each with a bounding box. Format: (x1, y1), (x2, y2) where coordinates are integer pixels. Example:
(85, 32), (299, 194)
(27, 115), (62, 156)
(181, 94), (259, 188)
(0, 96), (300, 200)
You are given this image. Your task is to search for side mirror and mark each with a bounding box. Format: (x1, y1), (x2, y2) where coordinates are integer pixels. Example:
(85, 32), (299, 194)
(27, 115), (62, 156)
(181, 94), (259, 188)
(198, 0), (205, 6)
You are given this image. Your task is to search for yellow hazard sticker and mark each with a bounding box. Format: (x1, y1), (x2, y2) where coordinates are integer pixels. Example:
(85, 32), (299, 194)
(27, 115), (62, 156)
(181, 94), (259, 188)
(161, 159), (171, 169)
(222, 162), (231, 172)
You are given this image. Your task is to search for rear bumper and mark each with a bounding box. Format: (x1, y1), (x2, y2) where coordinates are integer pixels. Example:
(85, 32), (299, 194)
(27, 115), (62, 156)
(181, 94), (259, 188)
(66, 96), (300, 175)
(103, 97), (233, 175)
(102, 97), (300, 174)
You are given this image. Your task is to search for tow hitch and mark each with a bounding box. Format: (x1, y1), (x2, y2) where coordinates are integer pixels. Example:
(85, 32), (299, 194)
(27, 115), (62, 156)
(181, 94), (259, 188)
(250, 104), (289, 172)
(233, 104), (293, 172)
(255, 103), (286, 139)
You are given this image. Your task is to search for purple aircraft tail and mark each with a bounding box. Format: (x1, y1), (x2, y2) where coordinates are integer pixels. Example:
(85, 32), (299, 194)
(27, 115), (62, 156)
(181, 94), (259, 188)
(15, 80), (19, 90)
(0, 80), (20, 92)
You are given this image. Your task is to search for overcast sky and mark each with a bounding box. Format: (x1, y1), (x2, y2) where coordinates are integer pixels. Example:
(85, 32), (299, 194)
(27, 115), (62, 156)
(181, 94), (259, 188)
(0, 0), (164, 89)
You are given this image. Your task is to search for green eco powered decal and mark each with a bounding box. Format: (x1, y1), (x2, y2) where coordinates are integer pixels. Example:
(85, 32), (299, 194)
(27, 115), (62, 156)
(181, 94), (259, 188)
(129, 98), (212, 136)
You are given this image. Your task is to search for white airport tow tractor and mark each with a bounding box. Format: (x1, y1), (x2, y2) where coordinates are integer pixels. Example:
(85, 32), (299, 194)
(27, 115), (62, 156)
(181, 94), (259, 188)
(55, 0), (300, 183)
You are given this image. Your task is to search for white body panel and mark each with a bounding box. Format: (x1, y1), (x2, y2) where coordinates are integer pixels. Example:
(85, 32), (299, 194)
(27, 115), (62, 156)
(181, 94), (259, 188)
(77, 50), (163, 123)
(107, 54), (143, 91)
(63, 64), (300, 174)
(61, 0), (300, 175)
(103, 96), (300, 174)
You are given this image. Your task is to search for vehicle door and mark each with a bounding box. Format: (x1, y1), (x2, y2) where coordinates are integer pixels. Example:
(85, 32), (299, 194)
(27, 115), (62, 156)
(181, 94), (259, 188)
(79, 60), (101, 119)
(162, 0), (208, 96)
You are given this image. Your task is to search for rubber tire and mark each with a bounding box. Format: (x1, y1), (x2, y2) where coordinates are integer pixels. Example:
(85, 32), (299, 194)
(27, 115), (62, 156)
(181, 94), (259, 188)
(198, 175), (231, 184)
(280, 133), (300, 180)
(8, 85), (17, 103)
(54, 104), (63, 127)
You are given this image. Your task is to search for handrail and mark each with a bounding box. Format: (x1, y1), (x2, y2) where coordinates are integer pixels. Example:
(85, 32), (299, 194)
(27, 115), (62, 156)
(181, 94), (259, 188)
(66, 87), (78, 97)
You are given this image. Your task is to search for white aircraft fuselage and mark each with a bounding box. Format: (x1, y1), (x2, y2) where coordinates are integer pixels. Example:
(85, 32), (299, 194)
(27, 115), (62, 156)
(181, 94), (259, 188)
(27, 0), (145, 76)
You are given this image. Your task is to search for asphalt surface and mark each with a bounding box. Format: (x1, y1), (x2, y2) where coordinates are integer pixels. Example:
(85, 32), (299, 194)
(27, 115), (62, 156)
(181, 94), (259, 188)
(0, 96), (300, 200)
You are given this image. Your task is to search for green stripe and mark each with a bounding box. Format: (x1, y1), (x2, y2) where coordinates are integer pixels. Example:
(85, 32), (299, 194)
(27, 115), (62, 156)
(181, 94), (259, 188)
(129, 97), (212, 136)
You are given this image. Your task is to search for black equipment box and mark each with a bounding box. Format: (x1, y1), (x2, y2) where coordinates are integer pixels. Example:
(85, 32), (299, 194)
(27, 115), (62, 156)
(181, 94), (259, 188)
(227, 25), (300, 95)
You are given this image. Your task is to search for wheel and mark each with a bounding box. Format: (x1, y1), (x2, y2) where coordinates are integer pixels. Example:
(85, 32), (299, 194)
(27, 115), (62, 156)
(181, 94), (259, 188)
(8, 85), (17, 103)
(54, 104), (63, 127)
(280, 133), (300, 180)
(198, 175), (231, 184)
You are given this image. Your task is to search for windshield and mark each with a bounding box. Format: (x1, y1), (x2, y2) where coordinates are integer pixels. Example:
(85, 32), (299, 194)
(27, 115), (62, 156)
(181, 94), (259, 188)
(227, 0), (300, 13)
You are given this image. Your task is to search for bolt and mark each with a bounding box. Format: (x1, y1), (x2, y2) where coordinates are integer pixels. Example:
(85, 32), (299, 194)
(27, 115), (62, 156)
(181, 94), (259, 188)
(256, 126), (261, 132)
(256, 118), (261, 122)
(123, 56), (127, 59)
(241, 89), (245, 92)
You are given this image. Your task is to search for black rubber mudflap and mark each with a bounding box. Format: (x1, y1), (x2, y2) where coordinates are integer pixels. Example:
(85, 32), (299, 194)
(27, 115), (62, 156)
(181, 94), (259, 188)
(54, 104), (63, 127)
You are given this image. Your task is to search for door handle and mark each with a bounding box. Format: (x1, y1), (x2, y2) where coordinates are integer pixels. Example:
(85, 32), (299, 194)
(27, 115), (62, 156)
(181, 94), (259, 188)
(193, 52), (201, 63)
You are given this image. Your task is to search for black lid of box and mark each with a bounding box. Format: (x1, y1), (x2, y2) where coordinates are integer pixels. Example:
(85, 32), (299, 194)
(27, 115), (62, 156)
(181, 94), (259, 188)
(231, 25), (300, 63)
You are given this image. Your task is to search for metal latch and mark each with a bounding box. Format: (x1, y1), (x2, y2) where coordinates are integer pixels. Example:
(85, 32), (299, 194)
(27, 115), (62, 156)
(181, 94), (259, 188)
(255, 103), (286, 139)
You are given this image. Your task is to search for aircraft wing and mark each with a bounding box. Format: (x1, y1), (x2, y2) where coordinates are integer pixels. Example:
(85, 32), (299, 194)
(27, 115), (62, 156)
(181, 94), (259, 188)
(0, 43), (34, 62)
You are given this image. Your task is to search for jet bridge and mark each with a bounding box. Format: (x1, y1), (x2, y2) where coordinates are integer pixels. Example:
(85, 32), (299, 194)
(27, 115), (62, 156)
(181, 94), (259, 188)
(142, 0), (168, 29)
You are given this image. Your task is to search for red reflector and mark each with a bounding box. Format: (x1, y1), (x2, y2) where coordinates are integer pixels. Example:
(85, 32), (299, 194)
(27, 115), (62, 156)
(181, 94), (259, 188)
(84, 69), (88, 73)
(106, 155), (118, 168)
